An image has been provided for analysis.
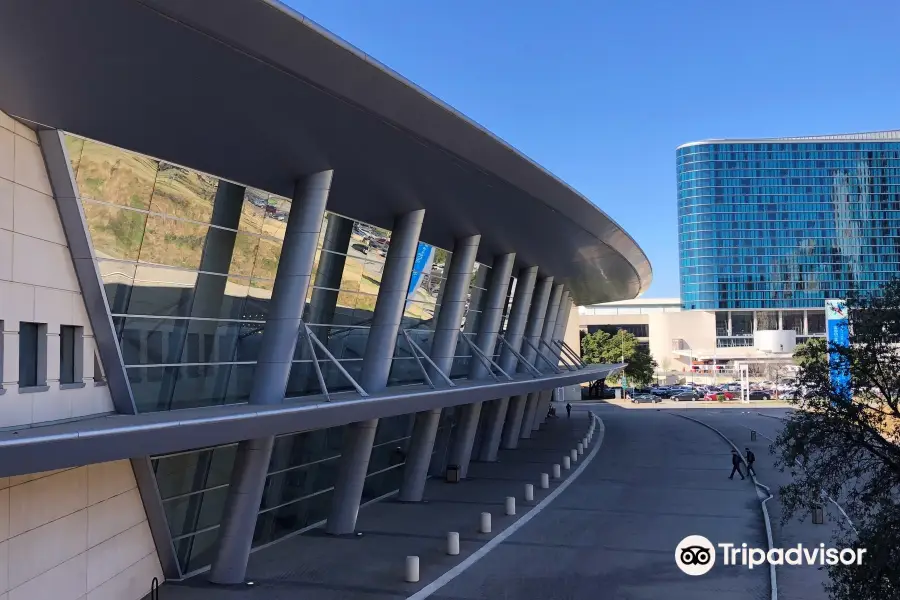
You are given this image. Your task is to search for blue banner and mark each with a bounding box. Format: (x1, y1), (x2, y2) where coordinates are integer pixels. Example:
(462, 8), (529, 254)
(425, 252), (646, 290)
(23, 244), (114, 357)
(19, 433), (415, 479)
(825, 299), (852, 401)
(407, 242), (434, 299)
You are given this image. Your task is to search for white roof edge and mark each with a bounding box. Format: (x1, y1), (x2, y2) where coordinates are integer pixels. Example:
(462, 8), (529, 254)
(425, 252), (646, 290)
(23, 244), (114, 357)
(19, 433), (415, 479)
(582, 297), (681, 308)
(677, 129), (900, 150)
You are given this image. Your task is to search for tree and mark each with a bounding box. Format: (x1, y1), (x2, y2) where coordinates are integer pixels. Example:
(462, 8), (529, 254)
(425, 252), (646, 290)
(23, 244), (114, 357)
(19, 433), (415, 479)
(772, 279), (900, 600)
(581, 329), (658, 394)
(793, 336), (827, 369)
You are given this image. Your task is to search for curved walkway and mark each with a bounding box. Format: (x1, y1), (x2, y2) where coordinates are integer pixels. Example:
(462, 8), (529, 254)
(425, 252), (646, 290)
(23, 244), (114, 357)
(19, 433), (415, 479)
(427, 405), (769, 600)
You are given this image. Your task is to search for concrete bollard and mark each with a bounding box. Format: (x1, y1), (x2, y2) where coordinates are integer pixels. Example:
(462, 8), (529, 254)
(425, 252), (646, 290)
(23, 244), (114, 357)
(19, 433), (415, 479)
(577, 443), (584, 455)
(563, 456), (571, 470)
(571, 449), (578, 463)
(552, 464), (561, 479)
(505, 496), (516, 516)
(525, 483), (534, 502)
(540, 473), (550, 489)
(447, 531), (460, 555)
(406, 556), (419, 583)
(480, 512), (492, 533)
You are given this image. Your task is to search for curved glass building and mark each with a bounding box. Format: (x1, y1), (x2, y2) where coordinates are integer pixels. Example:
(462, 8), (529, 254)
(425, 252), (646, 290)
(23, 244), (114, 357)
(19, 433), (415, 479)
(678, 132), (900, 348)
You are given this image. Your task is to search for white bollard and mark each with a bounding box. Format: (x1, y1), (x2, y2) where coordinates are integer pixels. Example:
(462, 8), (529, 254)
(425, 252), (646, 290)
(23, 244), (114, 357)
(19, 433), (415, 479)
(571, 449), (578, 463)
(505, 496), (516, 516)
(577, 443), (584, 455)
(406, 556), (420, 583)
(540, 473), (550, 489)
(552, 464), (561, 479)
(563, 456), (571, 470)
(447, 531), (460, 555)
(480, 512), (492, 533)
(525, 483), (534, 502)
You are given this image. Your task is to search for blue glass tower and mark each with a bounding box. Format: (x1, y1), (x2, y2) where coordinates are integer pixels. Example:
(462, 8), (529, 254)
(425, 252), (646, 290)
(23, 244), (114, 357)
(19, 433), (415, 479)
(678, 132), (900, 347)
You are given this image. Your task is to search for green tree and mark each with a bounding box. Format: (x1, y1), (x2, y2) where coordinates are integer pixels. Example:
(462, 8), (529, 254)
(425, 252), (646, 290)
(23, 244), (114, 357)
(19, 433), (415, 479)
(581, 329), (657, 393)
(772, 279), (900, 600)
(793, 336), (827, 368)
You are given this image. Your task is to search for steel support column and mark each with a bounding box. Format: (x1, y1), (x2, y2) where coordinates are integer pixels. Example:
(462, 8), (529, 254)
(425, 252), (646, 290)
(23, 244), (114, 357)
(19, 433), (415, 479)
(209, 171), (332, 585)
(537, 289), (570, 426)
(398, 234), (480, 501)
(486, 266), (538, 458)
(529, 284), (564, 432)
(449, 253), (515, 478)
(326, 209), (425, 534)
(517, 276), (554, 440)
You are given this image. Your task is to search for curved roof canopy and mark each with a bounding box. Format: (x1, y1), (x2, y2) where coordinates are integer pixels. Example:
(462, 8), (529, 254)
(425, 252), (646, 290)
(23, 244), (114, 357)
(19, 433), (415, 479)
(0, 0), (651, 304)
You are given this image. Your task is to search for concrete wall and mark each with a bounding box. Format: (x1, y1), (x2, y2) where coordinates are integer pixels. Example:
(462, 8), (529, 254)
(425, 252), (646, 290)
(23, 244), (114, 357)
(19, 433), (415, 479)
(0, 111), (114, 425)
(0, 460), (163, 600)
(648, 310), (716, 372)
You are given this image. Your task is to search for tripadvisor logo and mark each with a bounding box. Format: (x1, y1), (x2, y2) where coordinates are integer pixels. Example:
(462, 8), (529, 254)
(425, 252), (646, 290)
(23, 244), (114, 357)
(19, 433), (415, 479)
(675, 535), (867, 575)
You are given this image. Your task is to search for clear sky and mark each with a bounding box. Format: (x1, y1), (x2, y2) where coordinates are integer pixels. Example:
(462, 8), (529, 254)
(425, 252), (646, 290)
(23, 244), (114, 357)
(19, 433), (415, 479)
(284, 0), (900, 299)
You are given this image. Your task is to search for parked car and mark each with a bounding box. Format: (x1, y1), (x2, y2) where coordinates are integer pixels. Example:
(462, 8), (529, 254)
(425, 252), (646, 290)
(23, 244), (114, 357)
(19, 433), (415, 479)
(704, 391), (735, 401)
(650, 387), (673, 398)
(631, 393), (661, 404)
(748, 389), (771, 400)
(671, 390), (701, 401)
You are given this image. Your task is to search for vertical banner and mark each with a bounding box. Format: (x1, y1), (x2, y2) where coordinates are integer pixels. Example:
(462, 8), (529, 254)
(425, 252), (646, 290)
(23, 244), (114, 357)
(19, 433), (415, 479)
(825, 299), (852, 401)
(407, 242), (434, 299)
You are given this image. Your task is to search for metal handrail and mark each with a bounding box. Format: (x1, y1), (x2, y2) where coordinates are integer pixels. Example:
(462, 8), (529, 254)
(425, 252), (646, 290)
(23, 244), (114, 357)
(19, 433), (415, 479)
(400, 330), (435, 388)
(302, 324), (331, 401)
(496, 334), (542, 377)
(553, 344), (579, 371)
(557, 339), (587, 367)
(546, 339), (578, 371)
(400, 329), (457, 389)
(303, 322), (369, 399)
(460, 333), (512, 381)
(520, 337), (563, 373)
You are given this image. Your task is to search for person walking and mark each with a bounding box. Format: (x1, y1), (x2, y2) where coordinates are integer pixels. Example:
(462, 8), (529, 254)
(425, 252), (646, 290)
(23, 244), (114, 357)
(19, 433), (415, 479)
(729, 449), (745, 480)
(745, 448), (756, 476)
(565, 403), (572, 418)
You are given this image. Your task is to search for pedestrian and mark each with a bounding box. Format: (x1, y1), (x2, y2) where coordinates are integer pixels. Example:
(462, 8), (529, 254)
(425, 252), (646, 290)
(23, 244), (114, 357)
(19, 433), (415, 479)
(745, 447), (756, 476)
(729, 449), (745, 480)
(565, 403), (572, 418)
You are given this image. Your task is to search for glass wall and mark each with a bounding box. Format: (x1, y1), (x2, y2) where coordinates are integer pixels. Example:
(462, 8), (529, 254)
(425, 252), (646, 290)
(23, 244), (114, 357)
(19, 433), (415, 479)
(678, 140), (900, 310)
(66, 133), (452, 408)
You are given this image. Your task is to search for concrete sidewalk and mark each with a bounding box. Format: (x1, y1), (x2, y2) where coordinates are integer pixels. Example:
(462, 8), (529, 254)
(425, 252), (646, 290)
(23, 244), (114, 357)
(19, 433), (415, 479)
(157, 410), (594, 600)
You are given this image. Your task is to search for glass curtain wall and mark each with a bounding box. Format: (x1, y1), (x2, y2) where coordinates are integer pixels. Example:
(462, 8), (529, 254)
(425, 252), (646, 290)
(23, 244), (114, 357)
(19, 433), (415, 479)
(678, 140), (900, 310)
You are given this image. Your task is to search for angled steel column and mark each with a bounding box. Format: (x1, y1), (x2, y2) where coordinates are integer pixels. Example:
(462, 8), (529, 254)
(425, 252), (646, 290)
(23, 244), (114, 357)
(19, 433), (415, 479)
(398, 234), (480, 502)
(537, 289), (570, 426)
(485, 265), (538, 458)
(208, 171), (332, 585)
(449, 253), (515, 478)
(518, 276), (554, 440)
(326, 209), (425, 534)
(529, 284), (564, 432)
(40, 131), (180, 577)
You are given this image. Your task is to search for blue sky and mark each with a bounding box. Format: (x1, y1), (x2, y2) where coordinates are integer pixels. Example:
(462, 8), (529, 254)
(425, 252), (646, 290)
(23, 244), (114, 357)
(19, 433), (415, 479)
(285, 0), (900, 298)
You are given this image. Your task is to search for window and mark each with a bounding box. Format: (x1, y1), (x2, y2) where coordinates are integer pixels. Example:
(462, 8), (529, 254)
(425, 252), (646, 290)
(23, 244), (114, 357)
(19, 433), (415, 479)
(60, 325), (84, 386)
(19, 322), (47, 389)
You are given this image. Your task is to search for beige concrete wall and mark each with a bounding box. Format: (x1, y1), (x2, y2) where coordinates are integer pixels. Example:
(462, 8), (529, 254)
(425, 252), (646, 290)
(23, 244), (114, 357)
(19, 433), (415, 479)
(0, 111), (114, 426)
(0, 460), (163, 600)
(577, 313), (651, 328)
(648, 310), (716, 372)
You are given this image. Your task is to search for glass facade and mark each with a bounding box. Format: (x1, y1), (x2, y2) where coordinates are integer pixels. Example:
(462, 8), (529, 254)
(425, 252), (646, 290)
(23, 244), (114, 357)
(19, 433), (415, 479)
(678, 139), (900, 310)
(64, 133), (461, 411)
(62, 133), (503, 574)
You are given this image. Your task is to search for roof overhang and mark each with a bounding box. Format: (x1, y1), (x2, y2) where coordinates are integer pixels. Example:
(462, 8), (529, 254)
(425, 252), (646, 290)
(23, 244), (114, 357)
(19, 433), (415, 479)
(0, 364), (619, 477)
(0, 0), (650, 305)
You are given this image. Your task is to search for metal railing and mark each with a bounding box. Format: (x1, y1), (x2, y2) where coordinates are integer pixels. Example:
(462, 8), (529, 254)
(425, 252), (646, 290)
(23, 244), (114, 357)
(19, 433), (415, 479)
(519, 337), (563, 374)
(495, 334), (542, 377)
(300, 321), (368, 401)
(459, 333), (512, 382)
(400, 329), (456, 389)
